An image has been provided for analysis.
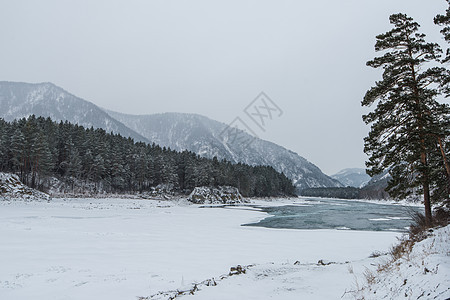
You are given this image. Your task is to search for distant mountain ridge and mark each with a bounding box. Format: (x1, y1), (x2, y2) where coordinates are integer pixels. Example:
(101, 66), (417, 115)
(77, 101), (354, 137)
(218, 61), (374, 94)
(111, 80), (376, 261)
(0, 81), (149, 143)
(0, 81), (342, 192)
(331, 168), (371, 188)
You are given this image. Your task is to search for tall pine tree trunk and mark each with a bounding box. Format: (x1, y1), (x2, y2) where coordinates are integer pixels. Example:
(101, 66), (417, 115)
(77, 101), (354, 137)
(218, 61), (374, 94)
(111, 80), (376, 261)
(421, 151), (433, 226)
(408, 43), (433, 226)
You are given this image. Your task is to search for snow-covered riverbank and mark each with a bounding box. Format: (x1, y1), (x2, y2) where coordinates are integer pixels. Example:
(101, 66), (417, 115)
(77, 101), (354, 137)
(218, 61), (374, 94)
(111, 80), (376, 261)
(355, 225), (450, 299)
(0, 198), (442, 299)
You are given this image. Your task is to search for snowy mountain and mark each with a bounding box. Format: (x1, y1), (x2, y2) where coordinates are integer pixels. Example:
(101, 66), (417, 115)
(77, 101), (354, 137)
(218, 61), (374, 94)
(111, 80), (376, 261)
(0, 81), (148, 143)
(106, 111), (343, 191)
(0, 81), (341, 192)
(331, 168), (371, 188)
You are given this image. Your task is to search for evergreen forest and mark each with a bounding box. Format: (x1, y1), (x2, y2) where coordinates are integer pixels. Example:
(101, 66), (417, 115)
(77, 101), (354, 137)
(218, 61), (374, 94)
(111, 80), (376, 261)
(0, 115), (296, 197)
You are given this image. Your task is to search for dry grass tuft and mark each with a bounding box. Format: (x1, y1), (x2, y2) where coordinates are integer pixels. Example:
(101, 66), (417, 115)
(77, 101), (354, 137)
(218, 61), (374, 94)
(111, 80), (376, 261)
(363, 268), (376, 286)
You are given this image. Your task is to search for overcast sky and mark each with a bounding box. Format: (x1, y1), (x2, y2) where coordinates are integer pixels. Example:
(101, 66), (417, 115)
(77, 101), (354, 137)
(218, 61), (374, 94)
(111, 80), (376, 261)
(0, 0), (448, 175)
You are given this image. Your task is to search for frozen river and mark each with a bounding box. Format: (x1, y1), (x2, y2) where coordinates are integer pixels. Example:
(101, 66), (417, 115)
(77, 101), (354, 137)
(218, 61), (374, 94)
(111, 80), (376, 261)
(245, 198), (423, 232)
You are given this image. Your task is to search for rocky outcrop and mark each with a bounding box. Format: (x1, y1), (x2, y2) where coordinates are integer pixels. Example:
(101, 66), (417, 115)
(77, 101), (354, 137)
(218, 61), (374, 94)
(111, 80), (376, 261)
(0, 173), (51, 201)
(187, 186), (247, 204)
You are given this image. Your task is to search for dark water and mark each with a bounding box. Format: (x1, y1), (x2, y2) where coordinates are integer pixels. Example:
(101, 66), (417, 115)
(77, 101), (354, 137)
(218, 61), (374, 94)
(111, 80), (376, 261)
(244, 198), (424, 232)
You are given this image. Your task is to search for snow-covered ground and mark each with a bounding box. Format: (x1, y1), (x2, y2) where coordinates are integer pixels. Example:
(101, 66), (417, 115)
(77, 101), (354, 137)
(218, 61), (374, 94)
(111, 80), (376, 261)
(355, 225), (450, 300)
(0, 197), (440, 300)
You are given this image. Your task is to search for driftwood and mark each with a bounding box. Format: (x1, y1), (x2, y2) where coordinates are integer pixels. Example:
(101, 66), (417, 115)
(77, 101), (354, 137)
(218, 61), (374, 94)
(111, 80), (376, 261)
(140, 264), (253, 300)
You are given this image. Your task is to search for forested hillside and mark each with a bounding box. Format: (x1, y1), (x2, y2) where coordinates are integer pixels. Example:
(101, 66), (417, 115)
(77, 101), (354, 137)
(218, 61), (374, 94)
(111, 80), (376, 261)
(0, 116), (296, 197)
(0, 81), (342, 193)
(106, 111), (343, 192)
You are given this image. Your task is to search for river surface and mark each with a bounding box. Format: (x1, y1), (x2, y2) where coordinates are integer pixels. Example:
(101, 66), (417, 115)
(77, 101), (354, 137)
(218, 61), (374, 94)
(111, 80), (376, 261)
(244, 198), (423, 232)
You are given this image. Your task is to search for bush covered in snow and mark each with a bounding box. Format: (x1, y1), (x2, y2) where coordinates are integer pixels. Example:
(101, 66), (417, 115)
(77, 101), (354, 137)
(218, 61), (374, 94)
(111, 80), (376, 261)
(187, 186), (248, 204)
(0, 173), (50, 201)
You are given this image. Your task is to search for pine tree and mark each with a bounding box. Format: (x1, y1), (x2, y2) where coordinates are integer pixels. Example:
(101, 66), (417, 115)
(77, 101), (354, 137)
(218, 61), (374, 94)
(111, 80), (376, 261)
(0, 119), (9, 171)
(67, 147), (82, 180)
(435, 0), (450, 62)
(83, 149), (94, 182)
(362, 13), (450, 226)
(32, 130), (54, 189)
(141, 147), (151, 190)
(92, 154), (106, 190)
(10, 127), (25, 177)
(434, 1), (450, 191)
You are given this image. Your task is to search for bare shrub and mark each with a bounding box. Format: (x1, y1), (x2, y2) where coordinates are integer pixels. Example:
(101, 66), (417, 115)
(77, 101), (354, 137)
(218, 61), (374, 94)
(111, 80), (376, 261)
(433, 205), (450, 227)
(408, 209), (450, 242)
(363, 268), (376, 286)
(369, 251), (386, 258)
(407, 212), (429, 241)
(389, 238), (414, 261)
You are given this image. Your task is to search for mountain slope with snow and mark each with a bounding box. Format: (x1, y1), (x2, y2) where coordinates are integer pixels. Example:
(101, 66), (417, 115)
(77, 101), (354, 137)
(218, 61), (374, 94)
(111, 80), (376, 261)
(0, 81), (148, 143)
(106, 111), (342, 191)
(331, 168), (371, 188)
